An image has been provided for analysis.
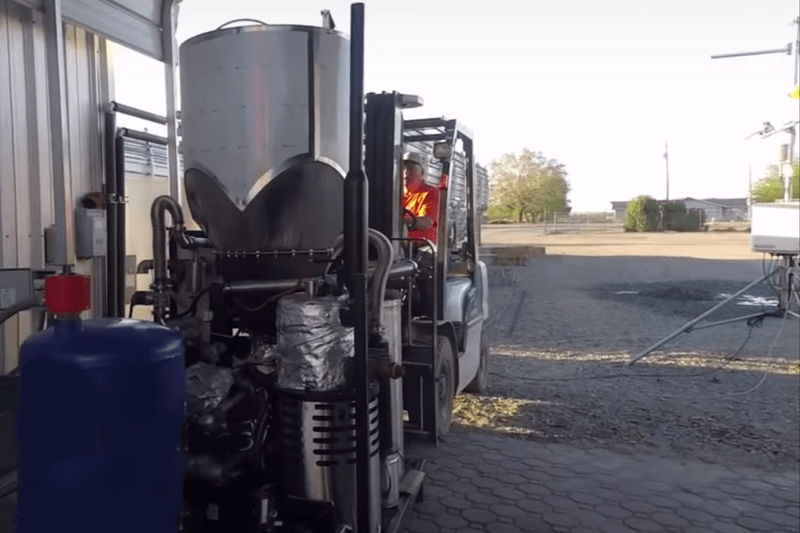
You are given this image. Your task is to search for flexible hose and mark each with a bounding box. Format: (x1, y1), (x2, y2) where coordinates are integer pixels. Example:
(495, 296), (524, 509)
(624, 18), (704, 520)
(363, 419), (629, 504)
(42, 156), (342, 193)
(0, 296), (43, 327)
(368, 229), (394, 335)
(328, 230), (394, 335)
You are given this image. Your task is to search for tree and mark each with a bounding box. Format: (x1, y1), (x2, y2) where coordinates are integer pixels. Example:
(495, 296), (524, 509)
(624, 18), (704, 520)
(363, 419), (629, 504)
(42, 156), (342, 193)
(624, 195), (660, 232)
(487, 149), (570, 223)
(752, 162), (799, 202)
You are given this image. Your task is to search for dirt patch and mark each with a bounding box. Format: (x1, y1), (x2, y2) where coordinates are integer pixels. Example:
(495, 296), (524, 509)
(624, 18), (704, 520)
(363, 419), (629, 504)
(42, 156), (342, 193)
(457, 352), (799, 470)
(591, 278), (780, 320)
(481, 225), (764, 260)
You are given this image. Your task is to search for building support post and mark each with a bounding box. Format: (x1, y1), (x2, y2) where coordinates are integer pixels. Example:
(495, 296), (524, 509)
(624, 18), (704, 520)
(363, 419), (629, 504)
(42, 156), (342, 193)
(162, 0), (181, 205)
(44, 0), (73, 267)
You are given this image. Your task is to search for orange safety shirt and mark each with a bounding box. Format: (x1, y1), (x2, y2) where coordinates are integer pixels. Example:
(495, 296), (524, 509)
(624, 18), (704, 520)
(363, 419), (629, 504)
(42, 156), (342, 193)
(403, 182), (440, 243)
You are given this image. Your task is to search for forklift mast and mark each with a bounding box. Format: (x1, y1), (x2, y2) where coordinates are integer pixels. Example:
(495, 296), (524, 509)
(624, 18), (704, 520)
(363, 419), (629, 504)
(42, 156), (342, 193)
(364, 92), (481, 319)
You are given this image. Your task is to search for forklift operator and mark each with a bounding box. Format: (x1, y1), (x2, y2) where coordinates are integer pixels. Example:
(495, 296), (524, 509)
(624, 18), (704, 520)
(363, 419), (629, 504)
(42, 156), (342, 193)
(402, 154), (440, 244)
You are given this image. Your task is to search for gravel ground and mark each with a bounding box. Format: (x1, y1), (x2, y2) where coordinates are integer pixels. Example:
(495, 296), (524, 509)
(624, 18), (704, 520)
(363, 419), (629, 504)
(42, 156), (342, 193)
(471, 255), (800, 471)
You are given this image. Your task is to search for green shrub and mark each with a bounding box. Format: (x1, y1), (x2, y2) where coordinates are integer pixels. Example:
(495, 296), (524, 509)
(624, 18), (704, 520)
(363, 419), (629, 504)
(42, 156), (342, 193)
(624, 196), (659, 232)
(673, 208), (706, 232)
(661, 202), (687, 231)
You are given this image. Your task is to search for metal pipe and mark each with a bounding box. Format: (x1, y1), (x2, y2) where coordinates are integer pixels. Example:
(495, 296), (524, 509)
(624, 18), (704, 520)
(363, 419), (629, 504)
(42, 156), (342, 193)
(224, 279), (307, 293)
(114, 134), (127, 318)
(136, 259), (154, 274)
(109, 101), (167, 125)
(104, 111), (118, 317)
(785, 127), (796, 202)
(44, 0), (72, 266)
(118, 128), (169, 146)
(690, 312), (770, 330)
(348, 5), (365, 173)
(179, 235), (214, 249)
(151, 196), (185, 322)
(162, 0), (182, 203)
(346, 4), (372, 532)
(368, 229), (394, 337)
(629, 269), (778, 364)
(388, 260), (417, 279)
(711, 44), (792, 59)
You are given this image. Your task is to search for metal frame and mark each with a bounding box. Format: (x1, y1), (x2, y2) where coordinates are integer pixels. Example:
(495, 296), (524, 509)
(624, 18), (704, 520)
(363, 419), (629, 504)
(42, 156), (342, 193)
(44, 0), (73, 267)
(630, 254), (800, 364)
(403, 117), (480, 287)
(162, 0), (181, 204)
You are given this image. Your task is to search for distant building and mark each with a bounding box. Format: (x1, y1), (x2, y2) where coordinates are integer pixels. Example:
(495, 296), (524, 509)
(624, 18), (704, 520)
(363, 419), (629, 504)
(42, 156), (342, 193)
(611, 198), (748, 221)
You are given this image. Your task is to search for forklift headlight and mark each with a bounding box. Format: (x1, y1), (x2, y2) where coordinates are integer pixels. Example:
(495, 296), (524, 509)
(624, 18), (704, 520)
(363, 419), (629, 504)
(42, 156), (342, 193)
(433, 142), (452, 160)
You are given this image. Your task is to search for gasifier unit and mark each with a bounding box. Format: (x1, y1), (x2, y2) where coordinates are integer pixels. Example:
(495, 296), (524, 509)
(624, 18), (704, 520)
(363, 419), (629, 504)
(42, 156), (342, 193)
(116, 3), (493, 531)
(140, 6), (421, 533)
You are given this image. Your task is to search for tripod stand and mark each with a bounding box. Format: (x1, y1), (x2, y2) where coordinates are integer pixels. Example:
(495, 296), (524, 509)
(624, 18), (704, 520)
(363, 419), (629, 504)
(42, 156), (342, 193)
(629, 253), (799, 365)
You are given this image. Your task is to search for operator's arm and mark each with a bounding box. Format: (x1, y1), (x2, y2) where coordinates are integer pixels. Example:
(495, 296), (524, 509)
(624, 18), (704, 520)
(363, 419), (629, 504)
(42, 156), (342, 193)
(405, 215), (434, 230)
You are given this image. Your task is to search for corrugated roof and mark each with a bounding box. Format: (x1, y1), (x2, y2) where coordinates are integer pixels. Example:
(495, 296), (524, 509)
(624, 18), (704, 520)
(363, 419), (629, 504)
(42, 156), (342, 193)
(703, 198), (748, 208)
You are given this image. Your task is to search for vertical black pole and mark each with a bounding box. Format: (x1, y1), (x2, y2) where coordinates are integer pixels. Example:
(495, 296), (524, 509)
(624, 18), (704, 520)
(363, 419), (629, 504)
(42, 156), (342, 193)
(114, 134), (127, 318)
(344, 3), (372, 532)
(105, 111), (118, 318)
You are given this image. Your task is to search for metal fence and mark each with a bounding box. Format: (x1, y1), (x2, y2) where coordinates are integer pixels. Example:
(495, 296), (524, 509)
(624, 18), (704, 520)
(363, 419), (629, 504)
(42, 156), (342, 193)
(520, 212), (622, 233)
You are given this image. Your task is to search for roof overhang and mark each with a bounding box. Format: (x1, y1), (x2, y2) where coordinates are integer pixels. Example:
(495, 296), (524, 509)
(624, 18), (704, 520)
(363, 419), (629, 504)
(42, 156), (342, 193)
(14, 0), (176, 61)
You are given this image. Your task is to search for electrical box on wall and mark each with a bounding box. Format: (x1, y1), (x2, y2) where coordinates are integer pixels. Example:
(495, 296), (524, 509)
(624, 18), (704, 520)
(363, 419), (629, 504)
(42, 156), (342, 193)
(75, 208), (107, 259)
(0, 269), (33, 309)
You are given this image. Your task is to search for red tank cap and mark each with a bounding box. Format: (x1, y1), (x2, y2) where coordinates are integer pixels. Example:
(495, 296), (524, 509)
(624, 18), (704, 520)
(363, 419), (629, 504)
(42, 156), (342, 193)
(45, 274), (91, 314)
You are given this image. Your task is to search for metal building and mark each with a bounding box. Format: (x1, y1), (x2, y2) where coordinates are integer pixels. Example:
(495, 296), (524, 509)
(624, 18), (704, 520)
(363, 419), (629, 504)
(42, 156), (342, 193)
(0, 0), (181, 373)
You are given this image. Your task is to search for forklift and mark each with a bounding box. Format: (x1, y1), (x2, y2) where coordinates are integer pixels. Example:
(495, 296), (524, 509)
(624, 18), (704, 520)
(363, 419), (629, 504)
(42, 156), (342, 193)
(364, 93), (491, 444)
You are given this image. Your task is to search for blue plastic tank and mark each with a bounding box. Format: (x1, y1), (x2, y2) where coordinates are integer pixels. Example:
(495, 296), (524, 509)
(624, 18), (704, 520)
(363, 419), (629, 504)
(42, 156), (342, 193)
(16, 275), (184, 533)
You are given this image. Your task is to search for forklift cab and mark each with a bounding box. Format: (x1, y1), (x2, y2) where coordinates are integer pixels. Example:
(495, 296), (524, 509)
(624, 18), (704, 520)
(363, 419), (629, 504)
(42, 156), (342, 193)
(365, 92), (490, 444)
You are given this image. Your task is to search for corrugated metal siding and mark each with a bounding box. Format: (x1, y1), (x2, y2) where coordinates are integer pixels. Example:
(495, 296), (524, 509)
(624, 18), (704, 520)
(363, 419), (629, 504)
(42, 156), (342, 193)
(1, 1), (46, 372)
(1, 0), (109, 372)
(63, 22), (110, 316)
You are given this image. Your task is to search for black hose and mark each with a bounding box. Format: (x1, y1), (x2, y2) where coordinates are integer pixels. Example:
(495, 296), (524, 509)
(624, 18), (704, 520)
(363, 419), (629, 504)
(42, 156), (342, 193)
(0, 297), (43, 326)
(174, 288), (212, 319)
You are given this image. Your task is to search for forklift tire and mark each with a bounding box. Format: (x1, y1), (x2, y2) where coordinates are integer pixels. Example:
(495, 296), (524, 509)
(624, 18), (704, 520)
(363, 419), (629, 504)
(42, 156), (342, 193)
(436, 337), (456, 439)
(464, 335), (489, 395)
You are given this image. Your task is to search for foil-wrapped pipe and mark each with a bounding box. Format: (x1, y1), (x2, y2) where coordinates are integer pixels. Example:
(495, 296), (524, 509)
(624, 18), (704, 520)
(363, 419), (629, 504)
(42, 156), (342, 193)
(277, 294), (354, 391)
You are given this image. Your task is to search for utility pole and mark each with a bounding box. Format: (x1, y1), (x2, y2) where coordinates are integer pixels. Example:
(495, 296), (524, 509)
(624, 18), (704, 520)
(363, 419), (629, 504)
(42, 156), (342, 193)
(712, 18), (799, 202)
(664, 141), (670, 201)
(748, 163), (752, 217)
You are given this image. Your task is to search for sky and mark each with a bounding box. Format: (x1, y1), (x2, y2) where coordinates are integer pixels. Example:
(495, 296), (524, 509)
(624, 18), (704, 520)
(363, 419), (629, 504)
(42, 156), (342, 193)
(111, 0), (800, 212)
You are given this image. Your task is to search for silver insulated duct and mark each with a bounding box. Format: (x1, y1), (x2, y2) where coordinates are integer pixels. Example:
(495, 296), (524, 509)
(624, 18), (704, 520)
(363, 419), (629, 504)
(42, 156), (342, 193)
(276, 294), (381, 532)
(179, 24), (350, 278)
